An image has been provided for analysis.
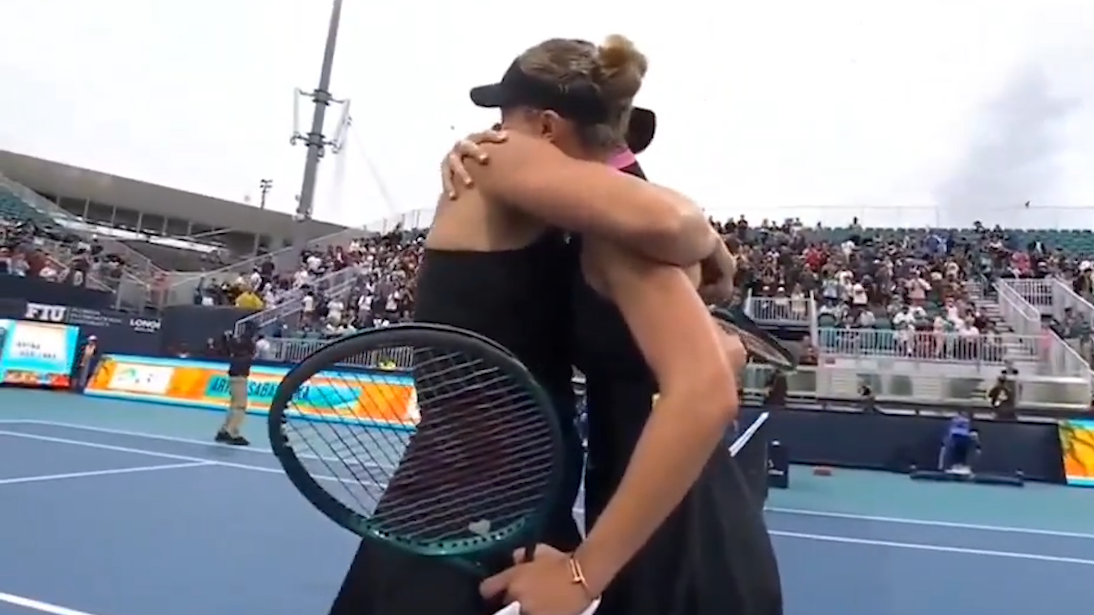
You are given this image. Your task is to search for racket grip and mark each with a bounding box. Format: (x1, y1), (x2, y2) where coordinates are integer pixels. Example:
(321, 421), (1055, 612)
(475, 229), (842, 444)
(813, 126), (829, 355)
(522, 543), (537, 562)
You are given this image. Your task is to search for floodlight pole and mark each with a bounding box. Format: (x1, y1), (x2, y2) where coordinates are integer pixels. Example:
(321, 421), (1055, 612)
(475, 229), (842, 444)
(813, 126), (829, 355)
(292, 0), (343, 250)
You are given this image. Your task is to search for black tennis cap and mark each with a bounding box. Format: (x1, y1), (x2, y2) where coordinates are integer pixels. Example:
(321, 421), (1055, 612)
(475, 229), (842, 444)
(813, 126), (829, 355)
(470, 60), (609, 124)
(626, 106), (656, 154)
(470, 61), (657, 153)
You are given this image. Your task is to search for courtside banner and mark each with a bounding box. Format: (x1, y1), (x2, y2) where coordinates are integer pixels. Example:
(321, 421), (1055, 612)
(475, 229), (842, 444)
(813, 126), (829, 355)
(0, 319), (80, 389)
(1059, 420), (1094, 488)
(84, 354), (417, 429)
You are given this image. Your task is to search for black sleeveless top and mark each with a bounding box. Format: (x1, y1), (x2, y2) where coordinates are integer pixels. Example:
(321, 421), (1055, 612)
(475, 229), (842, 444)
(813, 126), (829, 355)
(571, 188), (783, 615)
(328, 233), (584, 615)
(413, 233), (575, 400)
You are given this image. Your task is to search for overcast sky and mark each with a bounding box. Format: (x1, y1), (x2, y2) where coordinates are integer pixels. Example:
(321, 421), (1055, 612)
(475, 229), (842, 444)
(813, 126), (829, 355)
(1, 0), (1092, 230)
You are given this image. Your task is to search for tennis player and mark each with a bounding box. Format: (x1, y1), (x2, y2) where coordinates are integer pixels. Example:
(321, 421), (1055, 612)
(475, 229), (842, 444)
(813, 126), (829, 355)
(442, 35), (779, 615)
(326, 37), (728, 615)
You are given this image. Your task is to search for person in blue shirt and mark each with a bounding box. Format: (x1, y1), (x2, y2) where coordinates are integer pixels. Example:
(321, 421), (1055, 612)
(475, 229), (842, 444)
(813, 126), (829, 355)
(940, 411), (980, 474)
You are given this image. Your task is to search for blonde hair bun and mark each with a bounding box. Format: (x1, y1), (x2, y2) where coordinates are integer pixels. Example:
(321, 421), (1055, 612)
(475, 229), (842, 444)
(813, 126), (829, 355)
(596, 34), (648, 101)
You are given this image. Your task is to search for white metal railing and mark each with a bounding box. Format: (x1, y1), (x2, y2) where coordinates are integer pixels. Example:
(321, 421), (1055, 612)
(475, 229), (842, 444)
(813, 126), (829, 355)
(232, 265), (364, 336)
(1048, 277), (1094, 325)
(1001, 278), (1057, 312)
(993, 280), (1090, 376)
(817, 328), (1036, 364)
(253, 341), (1092, 411)
(994, 281), (1043, 345)
(748, 295), (814, 325)
(164, 208), (435, 307)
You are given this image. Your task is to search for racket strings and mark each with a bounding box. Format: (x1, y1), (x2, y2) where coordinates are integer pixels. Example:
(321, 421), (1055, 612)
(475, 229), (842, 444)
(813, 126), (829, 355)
(280, 341), (557, 546)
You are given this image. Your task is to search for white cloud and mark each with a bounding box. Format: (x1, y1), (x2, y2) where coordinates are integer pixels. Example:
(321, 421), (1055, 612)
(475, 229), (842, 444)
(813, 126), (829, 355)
(1, 0), (1091, 229)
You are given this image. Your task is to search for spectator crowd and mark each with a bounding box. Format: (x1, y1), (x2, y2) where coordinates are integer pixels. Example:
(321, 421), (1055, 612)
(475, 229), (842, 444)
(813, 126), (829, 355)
(1, 216), (128, 288)
(194, 212), (1093, 369)
(7, 189), (1093, 371)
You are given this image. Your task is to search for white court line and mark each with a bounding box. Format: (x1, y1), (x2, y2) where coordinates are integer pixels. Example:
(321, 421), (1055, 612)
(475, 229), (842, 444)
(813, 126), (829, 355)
(770, 530), (1094, 566)
(0, 591), (99, 615)
(2, 427), (1089, 566)
(767, 507), (1094, 540)
(0, 419), (396, 471)
(7, 421), (1091, 540)
(0, 429), (380, 489)
(0, 461), (211, 486)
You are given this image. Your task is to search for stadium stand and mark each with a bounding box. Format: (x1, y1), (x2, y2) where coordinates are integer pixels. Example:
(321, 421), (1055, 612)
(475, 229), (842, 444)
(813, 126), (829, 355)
(3, 148), (1091, 397)
(0, 149), (352, 311)
(234, 211), (1094, 398)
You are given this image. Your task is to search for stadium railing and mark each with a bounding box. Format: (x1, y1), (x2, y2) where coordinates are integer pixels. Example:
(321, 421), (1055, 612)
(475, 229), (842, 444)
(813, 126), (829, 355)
(747, 292), (817, 328)
(0, 172), (163, 283)
(994, 281), (1089, 376)
(1003, 278), (1094, 324)
(261, 336), (1092, 410)
(232, 265), (362, 337)
(817, 328), (1052, 365)
(163, 209), (433, 307)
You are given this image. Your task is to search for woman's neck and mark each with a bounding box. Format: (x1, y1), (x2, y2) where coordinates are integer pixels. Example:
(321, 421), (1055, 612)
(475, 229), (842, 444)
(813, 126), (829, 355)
(606, 148), (636, 170)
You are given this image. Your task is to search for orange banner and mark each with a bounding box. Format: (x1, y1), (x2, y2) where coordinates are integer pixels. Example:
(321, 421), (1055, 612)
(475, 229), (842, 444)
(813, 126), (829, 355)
(1059, 420), (1094, 487)
(85, 355), (417, 428)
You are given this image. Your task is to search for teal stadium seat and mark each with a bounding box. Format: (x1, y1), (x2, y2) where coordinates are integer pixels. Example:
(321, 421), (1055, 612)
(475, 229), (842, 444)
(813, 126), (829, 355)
(0, 189), (63, 231)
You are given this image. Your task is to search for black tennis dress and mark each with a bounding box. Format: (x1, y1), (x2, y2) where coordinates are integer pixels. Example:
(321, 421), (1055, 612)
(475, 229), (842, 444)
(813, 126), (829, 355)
(571, 265), (783, 613)
(327, 233), (584, 615)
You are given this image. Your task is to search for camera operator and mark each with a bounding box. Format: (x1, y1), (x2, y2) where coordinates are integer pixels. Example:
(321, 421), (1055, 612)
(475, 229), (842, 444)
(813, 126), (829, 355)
(214, 327), (256, 446)
(859, 383), (877, 413)
(988, 374), (1016, 420)
(764, 371), (787, 406)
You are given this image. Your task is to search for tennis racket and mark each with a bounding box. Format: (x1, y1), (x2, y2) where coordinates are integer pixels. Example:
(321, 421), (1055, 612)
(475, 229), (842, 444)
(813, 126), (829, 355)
(268, 323), (567, 576)
(710, 307), (796, 371)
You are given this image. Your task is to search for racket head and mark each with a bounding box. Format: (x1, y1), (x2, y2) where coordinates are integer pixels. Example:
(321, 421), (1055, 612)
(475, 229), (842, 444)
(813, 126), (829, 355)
(268, 323), (566, 560)
(710, 307), (797, 371)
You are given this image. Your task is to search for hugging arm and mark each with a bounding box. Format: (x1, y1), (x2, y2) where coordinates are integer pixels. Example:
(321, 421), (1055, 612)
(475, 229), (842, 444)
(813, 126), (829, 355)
(446, 132), (715, 265)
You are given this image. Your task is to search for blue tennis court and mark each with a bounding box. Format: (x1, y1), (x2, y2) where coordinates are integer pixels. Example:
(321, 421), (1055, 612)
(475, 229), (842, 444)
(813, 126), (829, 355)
(1, 389), (1092, 615)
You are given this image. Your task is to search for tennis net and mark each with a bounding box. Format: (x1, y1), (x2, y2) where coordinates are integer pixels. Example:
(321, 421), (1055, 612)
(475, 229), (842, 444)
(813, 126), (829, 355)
(730, 411), (771, 506)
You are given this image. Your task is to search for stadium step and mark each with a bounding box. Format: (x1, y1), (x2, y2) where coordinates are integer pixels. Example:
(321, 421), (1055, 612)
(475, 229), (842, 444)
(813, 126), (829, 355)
(968, 296), (1036, 361)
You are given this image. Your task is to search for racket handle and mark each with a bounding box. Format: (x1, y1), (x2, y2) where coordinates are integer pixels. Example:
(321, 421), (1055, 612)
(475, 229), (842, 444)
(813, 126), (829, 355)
(522, 543), (537, 562)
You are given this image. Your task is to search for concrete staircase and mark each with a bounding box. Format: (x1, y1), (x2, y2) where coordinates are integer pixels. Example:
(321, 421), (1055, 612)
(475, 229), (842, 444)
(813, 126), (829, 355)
(964, 282), (1037, 362)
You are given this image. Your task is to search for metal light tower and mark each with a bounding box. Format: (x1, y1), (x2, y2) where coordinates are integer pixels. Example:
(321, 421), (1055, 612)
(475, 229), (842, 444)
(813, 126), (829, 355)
(289, 0), (345, 251)
(258, 179), (273, 210)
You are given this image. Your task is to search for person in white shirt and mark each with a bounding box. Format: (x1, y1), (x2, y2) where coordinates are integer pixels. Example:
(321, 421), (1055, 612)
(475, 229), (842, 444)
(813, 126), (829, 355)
(254, 336), (274, 360)
(857, 310), (875, 327)
(790, 286), (807, 319)
(306, 253), (323, 273)
(328, 298), (345, 324)
(851, 282), (869, 307)
(302, 293), (316, 323)
(893, 307), (916, 330)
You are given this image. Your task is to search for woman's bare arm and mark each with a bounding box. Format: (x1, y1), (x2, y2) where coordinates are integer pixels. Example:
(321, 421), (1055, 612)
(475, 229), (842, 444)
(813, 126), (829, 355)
(571, 243), (743, 595)
(462, 133), (715, 266)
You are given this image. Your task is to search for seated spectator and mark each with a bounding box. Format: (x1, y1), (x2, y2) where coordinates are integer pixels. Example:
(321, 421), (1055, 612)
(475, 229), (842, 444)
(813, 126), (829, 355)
(235, 285), (265, 310)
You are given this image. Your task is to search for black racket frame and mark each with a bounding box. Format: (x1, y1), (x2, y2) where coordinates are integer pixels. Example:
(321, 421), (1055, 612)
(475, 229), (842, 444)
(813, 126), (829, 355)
(268, 322), (566, 570)
(710, 306), (797, 371)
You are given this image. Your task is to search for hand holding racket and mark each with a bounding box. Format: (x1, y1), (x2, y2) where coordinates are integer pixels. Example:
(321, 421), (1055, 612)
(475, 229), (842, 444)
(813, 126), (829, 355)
(268, 323), (568, 577)
(481, 544), (599, 615)
(710, 307), (796, 371)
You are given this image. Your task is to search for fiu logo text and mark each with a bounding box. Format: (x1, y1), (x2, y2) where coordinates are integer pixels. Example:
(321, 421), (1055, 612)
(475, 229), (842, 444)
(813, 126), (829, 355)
(24, 303), (67, 323)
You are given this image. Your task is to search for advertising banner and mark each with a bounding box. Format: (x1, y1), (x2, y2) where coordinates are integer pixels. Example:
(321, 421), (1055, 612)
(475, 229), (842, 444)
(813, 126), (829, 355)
(85, 354), (417, 429)
(1059, 420), (1094, 488)
(1, 299), (163, 356)
(0, 319), (80, 388)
